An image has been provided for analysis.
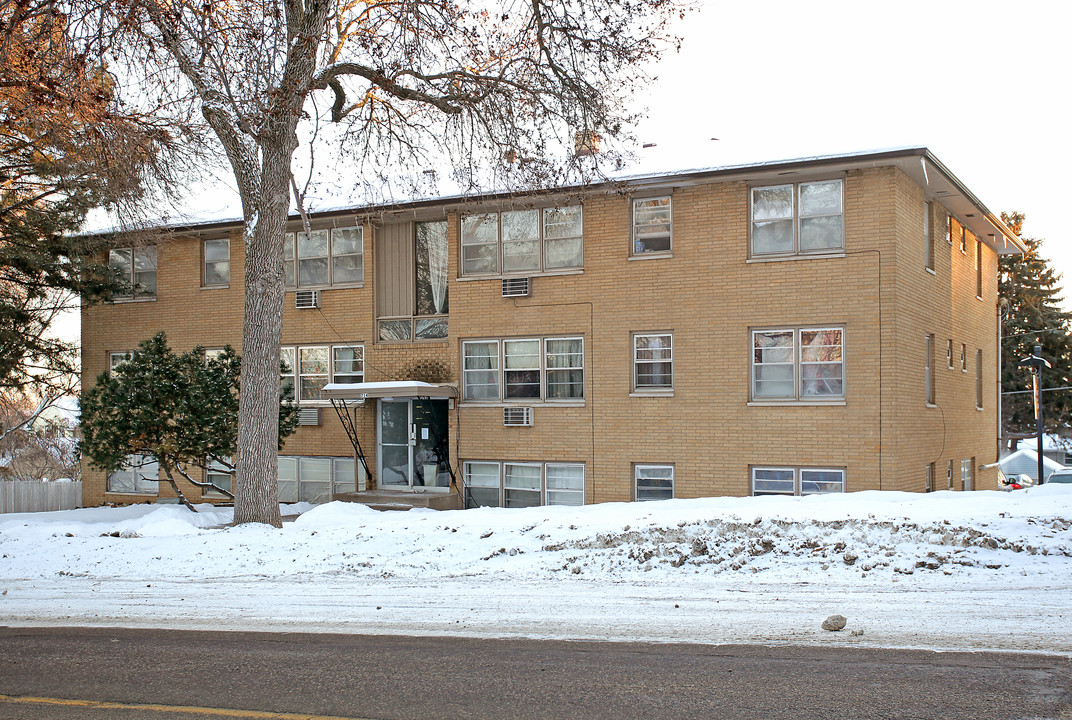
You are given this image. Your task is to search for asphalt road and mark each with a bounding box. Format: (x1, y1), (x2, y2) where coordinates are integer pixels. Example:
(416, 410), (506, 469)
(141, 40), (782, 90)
(0, 627), (1070, 720)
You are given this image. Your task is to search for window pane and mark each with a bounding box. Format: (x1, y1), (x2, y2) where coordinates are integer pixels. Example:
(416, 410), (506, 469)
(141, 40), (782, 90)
(800, 329), (843, 397)
(461, 214), (498, 274)
(543, 206), (583, 239)
(463, 341), (499, 400)
(799, 180), (842, 215)
(504, 464), (541, 507)
(544, 237), (583, 269)
(753, 331), (794, 398)
(416, 220), (449, 314)
(299, 457), (332, 503)
(752, 468), (794, 495)
(752, 219), (794, 254)
(332, 254), (364, 284)
(635, 334), (673, 388)
(800, 215), (843, 252)
(378, 319), (412, 342)
(504, 339), (541, 399)
(546, 338), (583, 399)
(133, 247), (157, 295)
(284, 235), (296, 287)
(297, 230), (329, 286)
(109, 248), (132, 280)
(204, 239), (229, 286)
(465, 462), (500, 508)
(332, 227), (362, 256)
(415, 317), (448, 339)
(299, 347), (328, 401)
(633, 198), (672, 253)
(333, 458), (356, 494)
(501, 210), (540, 272)
(544, 207), (583, 269)
(636, 465), (673, 501)
(332, 346), (363, 384)
(546, 464), (584, 505)
(800, 469), (844, 495)
(752, 186), (793, 221)
(278, 457), (298, 503)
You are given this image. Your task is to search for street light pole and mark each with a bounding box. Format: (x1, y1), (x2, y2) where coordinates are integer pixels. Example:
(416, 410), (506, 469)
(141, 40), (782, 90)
(1019, 345), (1051, 485)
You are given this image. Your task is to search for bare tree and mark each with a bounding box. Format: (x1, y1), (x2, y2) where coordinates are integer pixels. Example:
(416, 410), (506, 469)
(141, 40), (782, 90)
(85, 0), (685, 526)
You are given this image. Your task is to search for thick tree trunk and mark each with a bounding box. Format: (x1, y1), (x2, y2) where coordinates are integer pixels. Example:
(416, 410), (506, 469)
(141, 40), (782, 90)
(233, 142), (294, 528)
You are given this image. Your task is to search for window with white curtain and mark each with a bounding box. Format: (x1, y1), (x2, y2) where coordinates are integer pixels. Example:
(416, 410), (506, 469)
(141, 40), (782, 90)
(463, 337), (583, 401)
(464, 461), (584, 508)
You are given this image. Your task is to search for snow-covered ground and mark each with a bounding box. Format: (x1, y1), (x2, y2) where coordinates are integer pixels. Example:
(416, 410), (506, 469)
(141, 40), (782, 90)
(2, 487), (1071, 655)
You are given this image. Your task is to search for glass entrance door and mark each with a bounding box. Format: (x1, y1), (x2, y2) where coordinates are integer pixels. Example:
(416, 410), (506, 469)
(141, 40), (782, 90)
(378, 399), (450, 491)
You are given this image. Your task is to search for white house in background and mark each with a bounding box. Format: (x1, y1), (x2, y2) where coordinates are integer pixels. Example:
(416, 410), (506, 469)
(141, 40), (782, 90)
(999, 448), (1065, 483)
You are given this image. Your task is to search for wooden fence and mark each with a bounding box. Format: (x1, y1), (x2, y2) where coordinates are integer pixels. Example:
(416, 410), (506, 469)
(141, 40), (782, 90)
(0, 481), (82, 514)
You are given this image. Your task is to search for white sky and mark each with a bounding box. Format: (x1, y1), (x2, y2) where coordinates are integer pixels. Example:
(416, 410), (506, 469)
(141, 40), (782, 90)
(2, 487), (1070, 652)
(637, 0), (1070, 303)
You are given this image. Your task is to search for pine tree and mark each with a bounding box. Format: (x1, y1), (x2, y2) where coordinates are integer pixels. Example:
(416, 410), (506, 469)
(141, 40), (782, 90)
(999, 212), (1072, 448)
(79, 333), (299, 510)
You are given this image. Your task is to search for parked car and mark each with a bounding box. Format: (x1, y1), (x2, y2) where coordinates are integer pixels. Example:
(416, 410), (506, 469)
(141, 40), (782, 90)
(999, 472), (1035, 491)
(1045, 469), (1072, 484)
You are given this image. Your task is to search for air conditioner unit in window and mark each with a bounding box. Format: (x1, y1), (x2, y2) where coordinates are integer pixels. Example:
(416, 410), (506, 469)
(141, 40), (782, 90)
(502, 277), (531, 298)
(503, 407), (533, 427)
(298, 408), (321, 426)
(295, 290), (320, 309)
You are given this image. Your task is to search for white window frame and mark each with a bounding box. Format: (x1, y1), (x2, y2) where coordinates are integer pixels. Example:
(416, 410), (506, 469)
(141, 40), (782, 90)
(204, 457), (232, 497)
(503, 462), (543, 508)
(961, 343), (967, 372)
(751, 467), (845, 496)
(109, 351), (132, 375)
(277, 455), (356, 504)
(947, 339), (954, 370)
(462, 337), (584, 403)
(925, 462), (935, 493)
(109, 246), (157, 300)
(924, 201), (934, 272)
(751, 327), (844, 402)
(281, 343), (364, 404)
(459, 206), (583, 277)
(633, 333), (674, 392)
(750, 179), (844, 258)
(635, 464), (674, 501)
(976, 349), (983, 409)
(631, 196), (672, 255)
(285, 226), (364, 289)
(463, 461), (585, 509)
(202, 238), (230, 287)
(960, 459), (972, 491)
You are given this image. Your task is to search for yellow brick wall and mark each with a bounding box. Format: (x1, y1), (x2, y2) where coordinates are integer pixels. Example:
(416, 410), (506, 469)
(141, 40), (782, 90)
(81, 165), (1003, 506)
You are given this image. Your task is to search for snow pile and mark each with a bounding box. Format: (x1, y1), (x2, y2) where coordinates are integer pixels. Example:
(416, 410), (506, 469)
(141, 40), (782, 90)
(1, 487), (1070, 653)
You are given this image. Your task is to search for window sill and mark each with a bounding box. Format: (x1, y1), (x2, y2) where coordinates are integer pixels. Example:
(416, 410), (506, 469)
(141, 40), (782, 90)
(287, 283), (365, 292)
(926, 402), (937, 408)
(109, 296), (157, 304)
(456, 269), (583, 281)
(925, 267), (936, 276)
(460, 401), (585, 408)
(628, 253), (673, 261)
(373, 339), (449, 346)
(630, 390), (674, 398)
(201, 284), (230, 290)
(747, 400), (846, 407)
(747, 252), (845, 264)
(105, 491), (157, 496)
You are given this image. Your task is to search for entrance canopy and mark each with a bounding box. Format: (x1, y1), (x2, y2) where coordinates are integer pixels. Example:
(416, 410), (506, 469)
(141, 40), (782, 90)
(322, 381), (459, 400)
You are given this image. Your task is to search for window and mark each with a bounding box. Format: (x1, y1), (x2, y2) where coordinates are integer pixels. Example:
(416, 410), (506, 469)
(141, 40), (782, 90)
(205, 457), (232, 496)
(945, 213), (952, 245)
(961, 343), (967, 372)
(460, 206), (583, 275)
(634, 333), (673, 391)
(463, 461), (584, 508)
(751, 179), (843, 257)
(281, 344), (364, 402)
(976, 349), (983, 409)
(925, 463), (935, 493)
(109, 246), (157, 299)
(959, 225), (967, 254)
(204, 348), (226, 363)
(107, 454), (158, 494)
(924, 202), (934, 271)
(946, 459), (953, 489)
(463, 337), (584, 402)
(751, 467), (845, 496)
(635, 465), (674, 501)
(203, 238), (229, 287)
(632, 197), (672, 254)
(378, 220), (448, 341)
(947, 339), (954, 369)
(278, 455), (356, 504)
(925, 334), (935, 405)
(975, 236), (983, 298)
(960, 459), (973, 491)
(284, 226), (364, 288)
(109, 351), (131, 375)
(751, 327), (843, 401)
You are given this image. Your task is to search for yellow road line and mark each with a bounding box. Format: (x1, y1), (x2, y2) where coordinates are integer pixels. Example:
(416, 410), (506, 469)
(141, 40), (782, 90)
(0, 694), (375, 720)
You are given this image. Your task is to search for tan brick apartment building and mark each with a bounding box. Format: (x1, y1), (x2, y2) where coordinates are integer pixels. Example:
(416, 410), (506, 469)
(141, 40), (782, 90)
(81, 147), (1024, 509)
